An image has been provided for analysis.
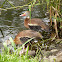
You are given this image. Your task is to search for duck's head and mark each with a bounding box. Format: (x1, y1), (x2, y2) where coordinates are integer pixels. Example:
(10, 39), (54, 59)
(20, 11), (30, 18)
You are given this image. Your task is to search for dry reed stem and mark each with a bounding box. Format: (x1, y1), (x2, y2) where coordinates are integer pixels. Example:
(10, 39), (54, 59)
(51, 6), (59, 38)
(50, 6), (52, 26)
(54, 14), (59, 38)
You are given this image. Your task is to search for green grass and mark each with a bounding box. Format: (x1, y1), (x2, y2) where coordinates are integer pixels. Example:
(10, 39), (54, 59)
(0, 53), (40, 62)
(0, 37), (41, 62)
(0, 47), (40, 62)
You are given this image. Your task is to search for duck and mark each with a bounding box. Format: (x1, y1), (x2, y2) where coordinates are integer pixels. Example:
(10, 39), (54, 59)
(14, 30), (42, 47)
(6, 30), (42, 53)
(20, 11), (50, 32)
(14, 30), (42, 54)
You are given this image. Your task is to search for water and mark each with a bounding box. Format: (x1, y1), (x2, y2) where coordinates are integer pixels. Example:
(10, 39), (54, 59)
(0, 0), (50, 47)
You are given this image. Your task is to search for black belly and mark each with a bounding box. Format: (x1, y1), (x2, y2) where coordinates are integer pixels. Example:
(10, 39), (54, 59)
(29, 25), (43, 32)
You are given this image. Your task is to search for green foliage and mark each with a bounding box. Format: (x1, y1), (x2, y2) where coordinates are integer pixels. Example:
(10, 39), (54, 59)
(0, 52), (40, 62)
(0, 47), (39, 62)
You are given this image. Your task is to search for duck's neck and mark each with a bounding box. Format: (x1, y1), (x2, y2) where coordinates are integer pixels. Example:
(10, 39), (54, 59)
(24, 18), (30, 28)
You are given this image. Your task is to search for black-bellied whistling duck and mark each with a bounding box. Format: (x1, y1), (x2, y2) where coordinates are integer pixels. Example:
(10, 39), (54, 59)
(20, 11), (50, 32)
(14, 30), (42, 45)
(6, 30), (42, 54)
(14, 30), (42, 54)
